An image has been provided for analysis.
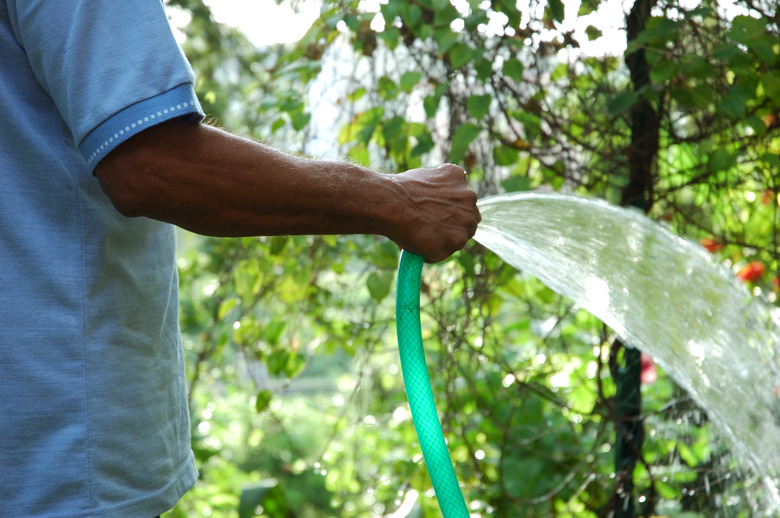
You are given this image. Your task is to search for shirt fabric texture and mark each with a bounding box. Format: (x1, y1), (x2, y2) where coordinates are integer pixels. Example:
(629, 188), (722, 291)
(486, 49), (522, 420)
(0, 1), (204, 516)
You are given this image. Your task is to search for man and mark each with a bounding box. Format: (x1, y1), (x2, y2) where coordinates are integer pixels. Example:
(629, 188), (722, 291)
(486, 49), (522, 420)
(0, 1), (479, 516)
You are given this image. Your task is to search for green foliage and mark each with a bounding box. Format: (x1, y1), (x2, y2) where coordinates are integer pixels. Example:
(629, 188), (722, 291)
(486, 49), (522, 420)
(167, 0), (780, 515)
(450, 123), (482, 163)
(238, 482), (292, 518)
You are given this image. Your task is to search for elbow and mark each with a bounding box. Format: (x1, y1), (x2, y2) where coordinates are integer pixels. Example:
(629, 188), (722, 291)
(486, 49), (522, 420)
(94, 118), (201, 221)
(100, 181), (147, 218)
(95, 149), (159, 219)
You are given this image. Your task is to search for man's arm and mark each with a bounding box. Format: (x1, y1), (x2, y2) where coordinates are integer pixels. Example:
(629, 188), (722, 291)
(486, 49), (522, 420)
(95, 119), (480, 262)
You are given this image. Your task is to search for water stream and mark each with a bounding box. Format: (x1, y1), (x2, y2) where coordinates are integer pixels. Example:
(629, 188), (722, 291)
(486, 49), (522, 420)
(474, 192), (780, 509)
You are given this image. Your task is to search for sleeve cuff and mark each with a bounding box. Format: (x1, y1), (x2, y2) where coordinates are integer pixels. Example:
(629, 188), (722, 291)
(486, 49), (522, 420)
(79, 83), (204, 171)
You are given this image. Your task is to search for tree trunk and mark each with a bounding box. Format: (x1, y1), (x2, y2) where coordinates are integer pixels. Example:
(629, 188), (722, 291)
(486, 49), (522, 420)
(608, 0), (660, 516)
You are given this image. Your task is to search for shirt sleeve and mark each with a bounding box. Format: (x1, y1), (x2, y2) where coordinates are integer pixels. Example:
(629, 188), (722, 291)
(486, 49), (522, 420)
(7, 0), (204, 170)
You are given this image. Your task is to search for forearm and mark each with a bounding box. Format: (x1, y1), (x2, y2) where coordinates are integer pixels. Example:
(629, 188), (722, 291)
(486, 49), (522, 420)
(97, 120), (402, 237)
(95, 119), (479, 262)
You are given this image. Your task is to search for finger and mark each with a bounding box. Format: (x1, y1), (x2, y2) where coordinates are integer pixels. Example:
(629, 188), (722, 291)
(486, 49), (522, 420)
(438, 163), (467, 177)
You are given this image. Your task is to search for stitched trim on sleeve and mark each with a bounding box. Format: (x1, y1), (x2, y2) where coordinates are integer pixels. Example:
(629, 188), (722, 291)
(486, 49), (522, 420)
(85, 101), (196, 167)
(79, 84), (204, 171)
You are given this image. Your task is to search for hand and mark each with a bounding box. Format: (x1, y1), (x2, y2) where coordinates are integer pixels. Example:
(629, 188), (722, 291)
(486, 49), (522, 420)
(387, 164), (481, 263)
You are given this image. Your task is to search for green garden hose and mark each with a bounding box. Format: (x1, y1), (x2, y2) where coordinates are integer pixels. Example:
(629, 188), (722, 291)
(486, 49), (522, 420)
(396, 250), (469, 517)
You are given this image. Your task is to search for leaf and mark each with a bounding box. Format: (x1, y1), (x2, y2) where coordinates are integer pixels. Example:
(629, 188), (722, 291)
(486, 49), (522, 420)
(423, 83), (447, 118)
(688, 6), (714, 17)
(547, 0), (564, 23)
(266, 351), (285, 376)
(450, 123), (481, 163)
(269, 235), (289, 255)
(710, 148), (736, 172)
(382, 115), (405, 140)
(649, 17), (681, 42)
(271, 117), (285, 133)
(367, 271), (393, 301)
(405, 122), (429, 137)
(679, 56), (709, 78)
(762, 152), (780, 168)
(762, 71), (780, 106)
(498, 0), (521, 27)
(550, 63), (568, 81)
(607, 90), (639, 116)
(728, 15), (767, 44)
(264, 320), (287, 346)
(403, 3), (422, 28)
(726, 50), (754, 80)
(719, 84), (751, 120)
(449, 43), (475, 69)
(355, 106), (384, 143)
(423, 94), (440, 118)
(434, 27), (459, 53)
(411, 132), (435, 156)
(217, 298), (239, 320)
(493, 145), (519, 166)
(456, 250), (475, 275)
(399, 71), (423, 92)
(670, 87), (696, 108)
(234, 258), (261, 298)
(278, 98), (303, 112)
(578, 0), (599, 16)
(585, 25), (604, 41)
(465, 8), (489, 31)
(501, 176), (530, 192)
(745, 115), (767, 136)
(370, 240), (400, 269)
(255, 390), (273, 413)
(239, 483), (291, 518)
(380, 1), (401, 21)
(466, 94), (491, 120)
(285, 352), (306, 378)
(712, 42), (738, 60)
(655, 479), (678, 499)
(748, 35), (777, 65)
(690, 84), (715, 108)
(379, 25), (400, 49)
(348, 87), (366, 101)
(475, 57), (493, 82)
(677, 442), (699, 467)
(348, 142), (370, 166)
(203, 91), (217, 105)
(649, 60), (675, 83)
(502, 58), (524, 81)
(291, 111), (310, 131)
(378, 76), (398, 100)
(343, 13), (360, 32)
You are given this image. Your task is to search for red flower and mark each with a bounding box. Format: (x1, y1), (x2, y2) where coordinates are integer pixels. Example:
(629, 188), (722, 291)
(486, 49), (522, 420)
(700, 237), (722, 253)
(737, 261), (765, 283)
(640, 353), (657, 384)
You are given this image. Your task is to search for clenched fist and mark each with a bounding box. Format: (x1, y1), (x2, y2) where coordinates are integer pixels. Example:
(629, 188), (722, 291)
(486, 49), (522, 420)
(385, 164), (481, 263)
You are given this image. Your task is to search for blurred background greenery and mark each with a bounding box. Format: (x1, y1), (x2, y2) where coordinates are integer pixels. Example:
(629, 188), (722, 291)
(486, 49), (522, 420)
(161, 0), (780, 515)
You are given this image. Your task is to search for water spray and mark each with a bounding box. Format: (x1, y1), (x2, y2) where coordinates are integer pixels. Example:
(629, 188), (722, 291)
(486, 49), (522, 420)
(396, 250), (469, 517)
(394, 191), (780, 515)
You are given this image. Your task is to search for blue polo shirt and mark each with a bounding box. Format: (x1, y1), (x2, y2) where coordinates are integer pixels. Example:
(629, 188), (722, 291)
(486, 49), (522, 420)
(0, 1), (204, 516)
